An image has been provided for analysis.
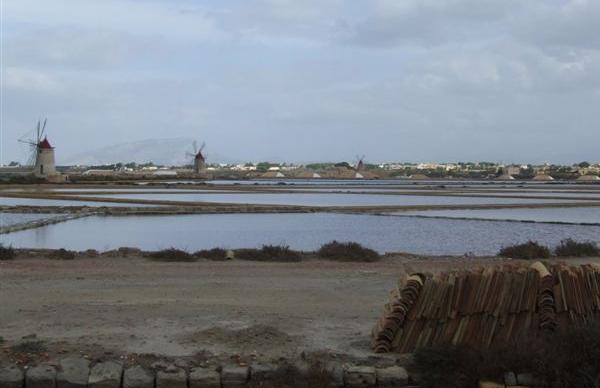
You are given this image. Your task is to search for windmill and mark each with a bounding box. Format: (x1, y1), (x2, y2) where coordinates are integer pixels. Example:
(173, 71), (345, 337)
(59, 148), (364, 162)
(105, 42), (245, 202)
(355, 154), (366, 172)
(185, 140), (206, 174)
(18, 118), (56, 177)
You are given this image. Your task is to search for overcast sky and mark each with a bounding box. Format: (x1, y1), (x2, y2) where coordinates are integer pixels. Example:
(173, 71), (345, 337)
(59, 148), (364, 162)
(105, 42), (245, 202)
(1, 0), (599, 164)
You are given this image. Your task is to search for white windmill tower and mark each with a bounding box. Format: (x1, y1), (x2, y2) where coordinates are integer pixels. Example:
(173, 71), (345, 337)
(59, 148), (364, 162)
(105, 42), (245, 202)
(18, 119), (56, 177)
(185, 140), (206, 174)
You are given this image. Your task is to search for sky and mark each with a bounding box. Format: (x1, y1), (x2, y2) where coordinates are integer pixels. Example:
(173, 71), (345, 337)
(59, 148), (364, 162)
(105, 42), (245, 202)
(1, 0), (599, 165)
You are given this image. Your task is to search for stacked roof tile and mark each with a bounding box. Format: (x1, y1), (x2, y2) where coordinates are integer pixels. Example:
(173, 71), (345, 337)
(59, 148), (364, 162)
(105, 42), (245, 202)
(372, 262), (600, 353)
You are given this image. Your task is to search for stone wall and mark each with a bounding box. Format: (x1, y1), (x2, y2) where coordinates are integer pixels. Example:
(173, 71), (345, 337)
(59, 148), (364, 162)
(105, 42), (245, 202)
(0, 357), (421, 388)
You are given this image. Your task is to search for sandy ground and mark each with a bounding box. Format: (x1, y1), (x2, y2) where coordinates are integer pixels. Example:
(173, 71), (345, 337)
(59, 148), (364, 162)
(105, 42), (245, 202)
(2, 255), (597, 365)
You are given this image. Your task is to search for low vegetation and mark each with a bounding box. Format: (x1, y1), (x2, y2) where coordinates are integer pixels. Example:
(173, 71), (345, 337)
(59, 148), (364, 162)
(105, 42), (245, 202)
(194, 248), (228, 261)
(235, 245), (302, 262)
(499, 239), (600, 259)
(413, 322), (600, 388)
(317, 241), (380, 262)
(49, 248), (76, 260)
(0, 244), (16, 260)
(554, 238), (600, 257)
(10, 340), (47, 354)
(146, 248), (197, 262)
(497, 241), (551, 259)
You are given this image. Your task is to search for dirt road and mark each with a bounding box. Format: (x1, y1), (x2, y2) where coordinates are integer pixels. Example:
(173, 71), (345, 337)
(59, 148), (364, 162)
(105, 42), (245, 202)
(0, 255), (547, 362)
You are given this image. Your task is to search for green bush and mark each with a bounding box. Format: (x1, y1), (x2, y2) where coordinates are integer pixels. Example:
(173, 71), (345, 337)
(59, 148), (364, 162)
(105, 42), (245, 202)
(317, 241), (379, 262)
(194, 248), (228, 261)
(49, 248), (76, 260)
(554, 239), (600, 257)
(236, 245), (301, 262)
(497, 241), (551, 260)
(0, 244), (16, 260)
(146, 248), (196, 262)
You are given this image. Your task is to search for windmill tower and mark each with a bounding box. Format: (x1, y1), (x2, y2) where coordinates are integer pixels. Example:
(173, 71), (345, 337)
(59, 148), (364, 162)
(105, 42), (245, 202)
(19, 119), (57, 177)
(355, 155), (366, 172)
(186, 141), (206, 174)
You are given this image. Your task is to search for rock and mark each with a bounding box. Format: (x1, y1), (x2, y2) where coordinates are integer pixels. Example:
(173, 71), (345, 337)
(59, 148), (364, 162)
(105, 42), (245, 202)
(123, 366), (154, 388)
(220, 366), (249, 388)
(517, 373), (537, 386)
(57, 357), (90, 388)
(0, 365), (24, 388)
(189, 367), (220, 388)
(27, 365), (57, 388)
(225, 250), (235, 260)
(156, 368), (186, 388)
(88, 361), (122, 388)
(344, 366), (376, 388)
(376, 366), (409, 387)
(504, 371), (517, 386)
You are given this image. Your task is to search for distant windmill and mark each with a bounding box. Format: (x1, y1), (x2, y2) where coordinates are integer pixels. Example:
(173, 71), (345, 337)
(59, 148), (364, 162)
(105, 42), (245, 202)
(18, 118), (56, 177)
(355, 154), (366, 172)
(185, 140), (206, 174)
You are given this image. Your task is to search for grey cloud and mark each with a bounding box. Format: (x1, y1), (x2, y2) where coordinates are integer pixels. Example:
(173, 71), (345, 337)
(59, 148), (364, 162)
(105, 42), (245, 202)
(2, 0), (600, 165)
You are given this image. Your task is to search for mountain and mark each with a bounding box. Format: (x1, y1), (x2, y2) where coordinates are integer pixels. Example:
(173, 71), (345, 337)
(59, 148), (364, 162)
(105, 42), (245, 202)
(62, 138), (236, 166)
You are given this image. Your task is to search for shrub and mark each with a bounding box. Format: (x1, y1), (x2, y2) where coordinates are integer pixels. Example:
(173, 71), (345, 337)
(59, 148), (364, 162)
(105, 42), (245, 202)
(49, 248), (76, 260)
(10, 340), (47, 354)
(0, 244), (16, 261)
(532, 322), (600, 387)
(146, 248), (196, 262)
(194, 248), (228, 261)
(317, 241), (379, 262)
(413, 322), (600, 388)
(413, 345), (487, 388)
(236, 245), (302, 262)
(497, 241), (550, 260)
(554, 239), (600, 257)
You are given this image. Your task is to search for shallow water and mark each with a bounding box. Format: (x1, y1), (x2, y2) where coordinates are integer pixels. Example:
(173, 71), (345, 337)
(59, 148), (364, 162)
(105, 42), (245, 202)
(0, 197), (161, 207)
(396, 207), (600, 225)
(74, 192), (576, 207)
(4, 213), (600, 255)
(0, 213), (61, 227)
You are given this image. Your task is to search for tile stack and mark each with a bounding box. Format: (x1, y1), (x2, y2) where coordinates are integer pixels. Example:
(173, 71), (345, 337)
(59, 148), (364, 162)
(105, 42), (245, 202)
(372, 262), (600, 354)
(372, 274), (425, 353)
